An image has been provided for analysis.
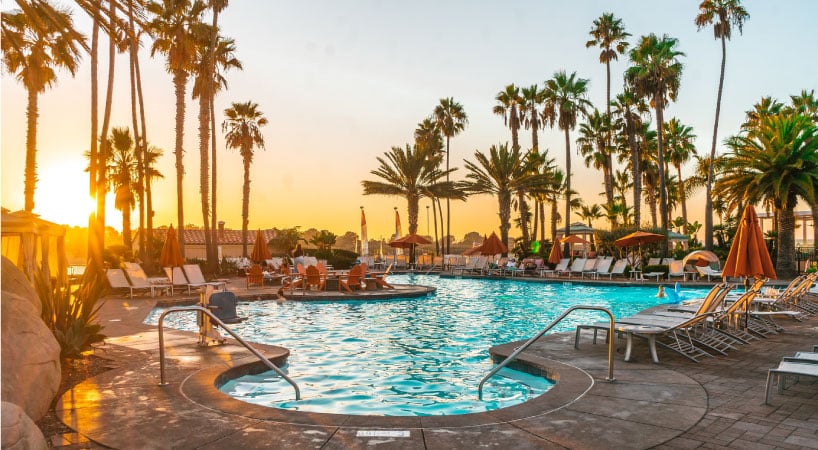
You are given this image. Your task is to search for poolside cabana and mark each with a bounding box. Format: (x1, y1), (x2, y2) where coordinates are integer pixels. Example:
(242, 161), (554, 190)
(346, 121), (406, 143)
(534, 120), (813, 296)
(1, 208), (68, 288)
(556, 223), (596, 255)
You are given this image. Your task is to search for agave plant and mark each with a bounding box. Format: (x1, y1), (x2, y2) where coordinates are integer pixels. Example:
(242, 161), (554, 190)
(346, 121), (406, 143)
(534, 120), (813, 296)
(35, 270), (107, 359)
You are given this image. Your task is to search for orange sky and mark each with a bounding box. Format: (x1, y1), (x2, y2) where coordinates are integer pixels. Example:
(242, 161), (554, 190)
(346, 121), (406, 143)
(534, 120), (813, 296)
(2, 1), (816, 242)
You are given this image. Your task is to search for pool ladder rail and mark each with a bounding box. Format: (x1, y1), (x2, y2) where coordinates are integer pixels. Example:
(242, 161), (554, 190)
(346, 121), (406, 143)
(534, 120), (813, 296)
(478, 305), (616, 400)
(157, 305), (301, 400)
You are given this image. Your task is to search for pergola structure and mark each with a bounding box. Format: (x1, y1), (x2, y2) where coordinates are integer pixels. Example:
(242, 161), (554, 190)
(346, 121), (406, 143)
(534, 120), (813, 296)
(1, 208), (68, 288)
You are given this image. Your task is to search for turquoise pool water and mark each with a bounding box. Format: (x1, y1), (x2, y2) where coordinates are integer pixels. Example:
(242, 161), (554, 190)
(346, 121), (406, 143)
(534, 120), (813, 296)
(146, 275), (705, 416)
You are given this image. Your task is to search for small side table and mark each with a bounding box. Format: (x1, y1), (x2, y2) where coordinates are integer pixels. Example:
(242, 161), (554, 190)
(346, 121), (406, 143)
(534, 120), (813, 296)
(618, 325), (666, 363)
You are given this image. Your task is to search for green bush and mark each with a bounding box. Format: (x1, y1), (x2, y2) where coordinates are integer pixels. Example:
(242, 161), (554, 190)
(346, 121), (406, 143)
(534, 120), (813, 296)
(312, 249), (358, 269)
(35, 269), (106, 359)
(642, 264), (669, 278)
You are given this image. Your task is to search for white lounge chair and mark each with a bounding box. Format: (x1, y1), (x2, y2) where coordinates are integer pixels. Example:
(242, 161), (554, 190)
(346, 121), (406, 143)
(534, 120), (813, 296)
(667, 260), (686, 281)
(123, 262), (172, 297)
(567, 258), (587, 278)
(765, 361), (818, 404)
(696, 265), (723, 281)
(580, 258), (599, 278)
(540, 258), (570, 277)
(183, 264), (228, 291)
(106, 268), (156, 299)
(596, 259), (627, 279)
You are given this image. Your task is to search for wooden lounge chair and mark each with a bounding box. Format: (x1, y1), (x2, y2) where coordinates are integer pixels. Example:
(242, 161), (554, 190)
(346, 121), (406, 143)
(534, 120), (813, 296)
(339, 264), (364, 292)
(374, 263), (394, 289)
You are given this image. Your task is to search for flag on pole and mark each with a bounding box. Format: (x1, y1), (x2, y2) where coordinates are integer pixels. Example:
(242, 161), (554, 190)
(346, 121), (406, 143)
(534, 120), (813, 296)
(360, 207), (368, 256)
(394, 208), (403, 256)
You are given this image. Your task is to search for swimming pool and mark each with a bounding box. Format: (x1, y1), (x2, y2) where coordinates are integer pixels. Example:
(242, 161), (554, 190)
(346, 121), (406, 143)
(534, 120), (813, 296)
(146, 275), (704, 416)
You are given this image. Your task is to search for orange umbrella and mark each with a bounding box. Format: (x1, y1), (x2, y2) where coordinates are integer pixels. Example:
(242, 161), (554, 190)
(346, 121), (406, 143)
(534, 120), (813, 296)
(561, 234), (590, 245)
(160, 225), (185, 285)
(250, 229), (271, 263)
(389, 233), (432, 266)
(723, 205), (776, 280)
(614, 230), (664, 247)
(474, 232), (508, 256)
(547, 240), (563, 264)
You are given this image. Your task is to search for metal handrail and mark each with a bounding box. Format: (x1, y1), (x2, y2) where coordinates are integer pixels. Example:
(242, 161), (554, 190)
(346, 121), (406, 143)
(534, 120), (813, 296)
(478, 305), (615, 400)
(157, 306), (301, 400)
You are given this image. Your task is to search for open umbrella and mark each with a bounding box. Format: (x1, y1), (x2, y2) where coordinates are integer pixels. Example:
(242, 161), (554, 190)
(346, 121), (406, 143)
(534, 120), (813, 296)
(682, 250), (720, 268)
(160, 225), (185, 285)
(615, 230), (664, 268)
(723, 205), (776, 280)
(561, 234), (590, 258)
(474, 232), (508, 256)
(250, 229), (271, 263)
(547, 240), (563, 264)
(389, 233), (432, 266)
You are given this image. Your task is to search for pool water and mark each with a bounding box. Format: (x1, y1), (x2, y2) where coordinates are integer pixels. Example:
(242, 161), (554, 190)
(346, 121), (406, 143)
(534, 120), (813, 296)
(146, 275), (705, 416)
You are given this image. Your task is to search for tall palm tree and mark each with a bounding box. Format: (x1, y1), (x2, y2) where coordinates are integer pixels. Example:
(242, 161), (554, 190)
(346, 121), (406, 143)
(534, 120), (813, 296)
(577, 204), (604, 228)
(106, 127), (138, 249)
(586, 12), (630, 208)
(147, 0), (207, 256)
(664, 118), (697, 228)
(577, 108), (614, 211)
(414, 118), (444, 255)
(521, 84), (544, 151)
(542, 70), (592, 248)
(611, 88), (649, 227)
(493, 84), (523, 151)
(432, 97), (468, 255)
(718, 113), (817, 278)
(222, 101), (267, 258)
(463, 143), (545, 252)
(790, 89), (818, 122)
(1, 2), (84, 212)
(626, 33), (685, 250)
(362, 144), (462, 236)
(696, 0), (749, 250)
(612, 168), (632, 216)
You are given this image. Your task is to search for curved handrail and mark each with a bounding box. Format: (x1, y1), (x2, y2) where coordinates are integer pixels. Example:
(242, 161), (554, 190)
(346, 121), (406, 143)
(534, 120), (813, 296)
(158, 305), (301, 400)
(478, 305), (615, 400)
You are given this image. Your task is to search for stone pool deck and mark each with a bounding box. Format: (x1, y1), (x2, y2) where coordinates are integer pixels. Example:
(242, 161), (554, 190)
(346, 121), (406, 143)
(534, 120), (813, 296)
(53, 281), (818, 449)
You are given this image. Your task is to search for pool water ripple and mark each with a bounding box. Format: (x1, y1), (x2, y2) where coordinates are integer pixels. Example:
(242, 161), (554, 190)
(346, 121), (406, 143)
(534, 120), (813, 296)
(146, 275), (705, 416)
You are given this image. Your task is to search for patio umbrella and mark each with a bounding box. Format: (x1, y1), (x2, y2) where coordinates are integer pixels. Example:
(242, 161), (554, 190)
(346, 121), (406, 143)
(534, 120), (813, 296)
(389, 233), (432, 265)
(160, 225), (185, 284)
(250, 229), (271, 263)
(561, 234), (590, 258)
(682, 250), (720, 268)
(547, 240), (563, 264)
(474, 232), (508, 256)
(723, 204), (776, 280)
(614, 230), (664, 268)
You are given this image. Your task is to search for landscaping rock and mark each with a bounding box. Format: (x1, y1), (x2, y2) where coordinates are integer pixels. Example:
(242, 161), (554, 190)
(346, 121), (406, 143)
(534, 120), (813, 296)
(1, 401), (48, 450)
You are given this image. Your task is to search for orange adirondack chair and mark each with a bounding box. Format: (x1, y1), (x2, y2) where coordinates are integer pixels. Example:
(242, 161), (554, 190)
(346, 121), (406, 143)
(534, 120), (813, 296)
(246, 264), (264, 288)
(304, 265), (325, 291)
(374, 263), (394, 289)
(339, 265), (363, 293)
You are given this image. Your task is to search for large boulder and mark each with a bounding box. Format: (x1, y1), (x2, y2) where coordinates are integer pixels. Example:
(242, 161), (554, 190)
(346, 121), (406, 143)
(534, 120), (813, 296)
(1, 402), (48, 450)
(1, 257), (61, 421)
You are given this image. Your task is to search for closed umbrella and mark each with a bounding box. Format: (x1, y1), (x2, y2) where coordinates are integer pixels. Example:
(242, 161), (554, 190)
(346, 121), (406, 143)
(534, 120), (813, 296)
(160, 225), (185, 285)
(250, 229), (271, 263)
(723, 205), (776, 280)
(547, 240), (563, 264)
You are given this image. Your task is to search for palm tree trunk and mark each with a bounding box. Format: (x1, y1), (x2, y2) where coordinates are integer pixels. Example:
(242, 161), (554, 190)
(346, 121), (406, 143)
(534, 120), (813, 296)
(134, 39), (152, 270)
(677, 165), (688, 228)
(532, 199), (539, 245)
(445, 136), (451, 255)
(550, 200), (558, 243)
(408, 194), (419, 235)
(127, 3), (144, 262)
(24, 89), (38, 212)
(628, 118), (641, 228)
(198, 86), (213, 267)
(98, 5), (116, 250)
(431, 198), (439, 256)
(207, 6), (221, 270)
(210, 95), (219, 266)
(812, 205), (818, 248)
(647, 186), (658, 228)
(122, 202), (132, 249)
(499, 190), (511, 256)
(173, 69), (187, 257)
(437, 197), (445, 254)
(777, 205), (797, 278)
(241, 155), (251, 258)
(654, 94), (668, 255)
(563, 127), (572, 254)
(87, 15), (102, 272)
(518, 191), (530, 246)
(705, 35), (727, 251)
(540, 201), (546, 242)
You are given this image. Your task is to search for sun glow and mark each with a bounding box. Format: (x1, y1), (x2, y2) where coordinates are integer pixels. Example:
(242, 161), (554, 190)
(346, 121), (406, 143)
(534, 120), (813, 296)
(33, 160), (97, 228)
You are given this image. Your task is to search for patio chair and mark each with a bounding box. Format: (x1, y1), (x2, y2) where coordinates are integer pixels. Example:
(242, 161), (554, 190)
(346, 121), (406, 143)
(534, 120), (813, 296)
(667, 260), (686, 281)
(765, 360), (818, 404)
(303, 265), (325, 292)
(596, 259), (627, 279)
(696, 265), (723, 281)
(123, 262), (172, 297)
(373, 263), (394, 289)
(580, 258), (598, 278)
(339, 264), (364, 293)
(106, 268), (155, 299)
(648, 257), (661, 266)
(567, 258), (587, 278)
(539, 258), (570, 277)
(183, 264), (228, 291)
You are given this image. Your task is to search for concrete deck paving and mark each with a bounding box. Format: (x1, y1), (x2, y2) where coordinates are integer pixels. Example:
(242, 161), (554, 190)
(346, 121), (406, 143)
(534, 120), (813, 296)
(53, 278), (818, 449)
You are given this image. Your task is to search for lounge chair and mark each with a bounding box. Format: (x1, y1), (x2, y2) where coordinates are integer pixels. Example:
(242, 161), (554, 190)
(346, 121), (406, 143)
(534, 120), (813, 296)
(303, 265), (325, 292)
(373, 263), (394, 289)
(539, 258), (570, 278)
(123, 262), (172, 297)
(696, 265), (723, 281)
(647, 257), (661, 266)
(595, 258), (626, 279)
(580, 258), (598, 278)
(667, 260), (686, 281)
(765, 360), (818, 404)
(246, 264), (264, 288)
(584, 257), (611, 279)
(183, 264), (228, 291)
(567, 258), (587, 278)
(164, 266), (227, 295)
(106, 268), (157, 299)
(339, 264), (364, 292)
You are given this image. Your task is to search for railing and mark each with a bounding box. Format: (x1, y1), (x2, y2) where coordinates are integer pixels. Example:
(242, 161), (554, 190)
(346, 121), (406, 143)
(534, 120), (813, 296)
(157, 306), (301, 400)
(795, 246), (817, 274)
(478, 305), (615, 400)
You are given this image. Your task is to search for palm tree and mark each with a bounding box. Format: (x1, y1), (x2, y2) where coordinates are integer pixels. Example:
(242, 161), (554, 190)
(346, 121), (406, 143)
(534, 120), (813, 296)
(696, 0), (749, 251)
(577, 108), (614, 212)
(790, 89), (818, 122)
(521, 84), (545, 152)
(626, 33), (685, 250)
(718, 113), (817, 278)
(414, 118), (444, 255)
(363, 144), (462, 236)
(493, 85), (523, 151)
(106, 128), (138, 250)
(586, 12), (630, 208)
(147, 0), (207, 256)
(542, 70), (592, 249)
(664, 118), (697, 228)
(1, 2), (84, 212)
(432, 97), (468, 255)
(577, 204), (604, 228)
(463, 143), (545, 252)
(612, 169), (632, 217)
(611, 88), (649, 227)
(222, 101), (267, 258)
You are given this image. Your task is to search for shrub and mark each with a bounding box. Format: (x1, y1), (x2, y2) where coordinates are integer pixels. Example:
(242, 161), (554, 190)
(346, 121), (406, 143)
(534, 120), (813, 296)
(642, 264), (669, 278)
(312, 249), (358, 269)
(35, 269), (106, 359)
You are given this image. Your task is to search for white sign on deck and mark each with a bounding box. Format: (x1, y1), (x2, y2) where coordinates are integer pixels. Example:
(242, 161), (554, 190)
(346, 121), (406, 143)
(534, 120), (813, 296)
(356, 430), (410, 438)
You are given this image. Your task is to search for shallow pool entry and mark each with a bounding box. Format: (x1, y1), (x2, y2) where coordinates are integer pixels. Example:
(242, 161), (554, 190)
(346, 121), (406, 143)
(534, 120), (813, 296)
(147, 274), (706, 416)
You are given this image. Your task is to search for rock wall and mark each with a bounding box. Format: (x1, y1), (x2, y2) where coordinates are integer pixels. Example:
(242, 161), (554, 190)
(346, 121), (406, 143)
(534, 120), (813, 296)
(1, 402), (48, 450)
(1, 256), (61, 421)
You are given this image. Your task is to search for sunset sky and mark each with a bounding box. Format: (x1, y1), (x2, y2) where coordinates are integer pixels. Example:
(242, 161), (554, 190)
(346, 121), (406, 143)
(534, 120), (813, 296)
(2, 0), (816, 243)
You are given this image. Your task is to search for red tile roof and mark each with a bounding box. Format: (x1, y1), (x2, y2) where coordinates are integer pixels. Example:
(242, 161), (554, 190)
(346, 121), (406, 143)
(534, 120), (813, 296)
(148, 228), (278, 246)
